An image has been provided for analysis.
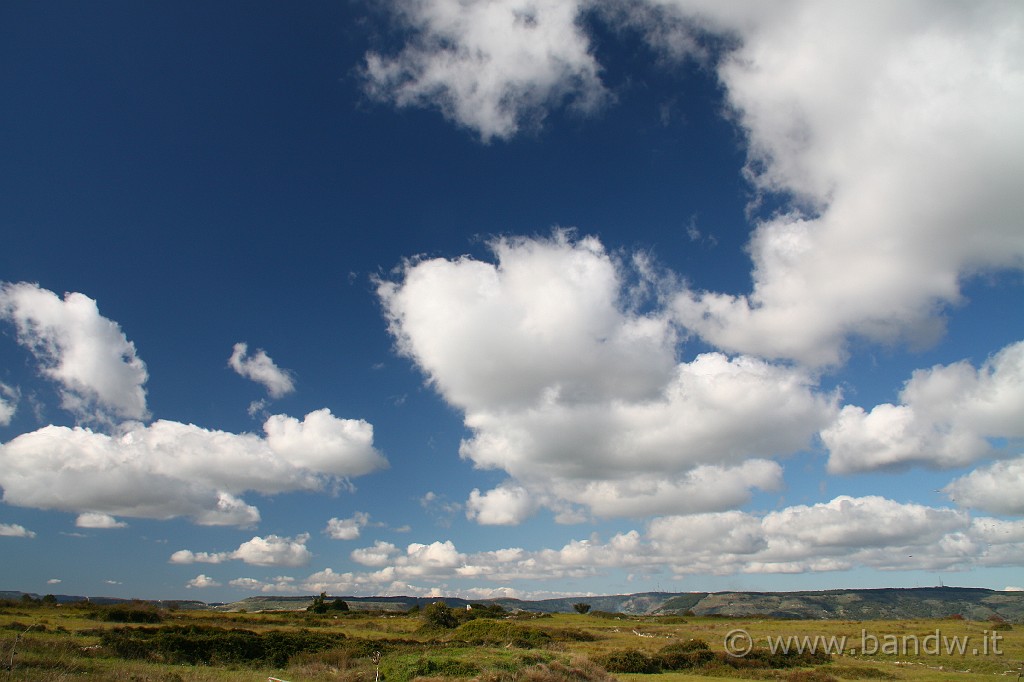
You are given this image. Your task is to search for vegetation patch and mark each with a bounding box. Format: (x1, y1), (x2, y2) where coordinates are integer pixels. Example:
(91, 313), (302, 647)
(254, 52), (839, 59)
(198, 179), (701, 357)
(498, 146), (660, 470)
(97, 624), (346, 666)
(451, 619), (553, 648)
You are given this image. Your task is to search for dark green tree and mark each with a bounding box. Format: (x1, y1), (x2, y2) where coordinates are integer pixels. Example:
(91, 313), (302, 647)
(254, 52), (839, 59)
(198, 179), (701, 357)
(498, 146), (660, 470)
(573, 603), (591, 615)
(423, 601), (459, 629)
(307, 592), (329, 614)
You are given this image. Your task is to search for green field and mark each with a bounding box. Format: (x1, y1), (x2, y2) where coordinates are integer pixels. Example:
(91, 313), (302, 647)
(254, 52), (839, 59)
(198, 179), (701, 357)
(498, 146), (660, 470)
(1, 599), (1020, 681)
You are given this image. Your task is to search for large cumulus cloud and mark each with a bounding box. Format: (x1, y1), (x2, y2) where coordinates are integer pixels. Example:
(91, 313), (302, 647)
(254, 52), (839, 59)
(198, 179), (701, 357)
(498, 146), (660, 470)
(367, 1), (1024, 367)
(0, 410), (386, 526)
(379, 232), (836, 522)
(823, 341), (1024, 473)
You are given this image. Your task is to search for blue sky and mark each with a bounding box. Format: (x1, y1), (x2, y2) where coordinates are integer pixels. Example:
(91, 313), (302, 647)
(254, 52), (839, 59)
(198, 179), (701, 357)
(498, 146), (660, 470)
(1, 0), (1022, 602)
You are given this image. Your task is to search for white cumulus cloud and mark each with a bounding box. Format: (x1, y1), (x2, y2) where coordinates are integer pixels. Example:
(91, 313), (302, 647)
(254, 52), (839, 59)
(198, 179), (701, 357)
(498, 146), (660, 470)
(0, 382), (18, 426)
(655, 1), (1024, 365)
(172, 533), (312, 568)
(75, 512), (127, 529)
(229, 576), (299, 593)
(823, 341), (1024, 473)
(324, 512), (371, 540)
(369, 2), (1024, 366)
(229, 342), (296, 398)
(0, 410), (387, 526)
(291, 496), (1024, 595)
(379, 232), (835, 522)
(364, 0), (607, 141)
(0, 523), (36, 538)
(467, 485), (536, 525)
(0, 282), (149, 423)
(186, 574), (221, 589)
(944, 456), (1024, 516)
(351, 540), (400, 567)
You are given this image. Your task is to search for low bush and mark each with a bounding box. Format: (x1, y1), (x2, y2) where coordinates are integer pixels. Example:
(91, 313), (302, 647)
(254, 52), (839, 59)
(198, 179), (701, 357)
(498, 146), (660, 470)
(90, 603), (163, 624)
(545, 627), (598, 642)
(784, 670), (838, 682)
(828, 665), (897, 680)
(381, 653), (479, 681)
(98, 624), (346, 667)
(718, 647), (831, 670)
(452, 619), (552, 648)
(594, 649), (660, 674)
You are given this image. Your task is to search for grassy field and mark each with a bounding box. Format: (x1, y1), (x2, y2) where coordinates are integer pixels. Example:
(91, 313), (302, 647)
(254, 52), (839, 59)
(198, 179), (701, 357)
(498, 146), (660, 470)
(1, 599), (1020, 681)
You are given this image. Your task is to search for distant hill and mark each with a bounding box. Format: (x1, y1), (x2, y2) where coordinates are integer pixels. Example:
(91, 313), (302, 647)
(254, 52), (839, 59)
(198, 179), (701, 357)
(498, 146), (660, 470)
(212, 587), (1024, 622)
(5, 587), (1022, 622)
(0, 591), (207, 609)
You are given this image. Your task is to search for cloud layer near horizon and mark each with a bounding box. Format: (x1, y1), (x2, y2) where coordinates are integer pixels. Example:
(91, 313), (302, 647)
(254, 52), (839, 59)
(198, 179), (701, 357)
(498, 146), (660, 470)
(177, 494), (1024, 597)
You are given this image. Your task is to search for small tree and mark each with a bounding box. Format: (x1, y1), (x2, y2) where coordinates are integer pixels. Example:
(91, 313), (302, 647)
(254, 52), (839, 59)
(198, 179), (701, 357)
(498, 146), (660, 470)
(423, 601), (459, 629)
(307, 592), (329, 614)
(573, 603), (591, 615)
(328, 598), (349, 612)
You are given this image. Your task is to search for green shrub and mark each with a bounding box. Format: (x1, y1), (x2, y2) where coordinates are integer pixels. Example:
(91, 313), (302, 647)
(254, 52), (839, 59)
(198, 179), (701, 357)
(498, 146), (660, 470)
(452, 619), (552, 648)
(423, 601), (459, 629)
(546, 627), (598, 642)
(595, 649), (660, 673)
(656, 641), (715, 670)
(661, 637), (709, 653)
(588, 611), (624, 620)
(828, 665), (897, 680)
(784, 670), (838, 682)
(519, 658), (615, 682)
(380, 653), (478, 681)
(93, 604), (164, 623)
(722, 647), (831, 670)
(98, 624), (346, 667)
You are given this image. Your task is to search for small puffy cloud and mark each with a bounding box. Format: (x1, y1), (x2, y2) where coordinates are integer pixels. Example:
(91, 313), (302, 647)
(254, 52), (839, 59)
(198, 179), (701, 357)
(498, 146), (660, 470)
(233, 534), (312, 567)
(264, 409), (387, 477)
(944, 456), (1024, 516)
(229, 576), (299, 593)
(0, 410), (386, 526)
(379, 233), (835, 521)
(351, 540), (400, 567)
(229, 343), (296, 398)
(0, 523), (36, 538)
(47, 578), (61, 584)
(324, 512), (370, 540)
(172, 533), (312, 568)
(0, 282), (149, 423)
(467, 485), (536, 525)
(76, 512), (127, 529)
(0, 382), (18, 426)
(823, 341), (1024, 473)
(364, 0), (606, 141)
(186, 574), (221, 589)
(170, 549), (227, 565)
(404, 540), (463, 571)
